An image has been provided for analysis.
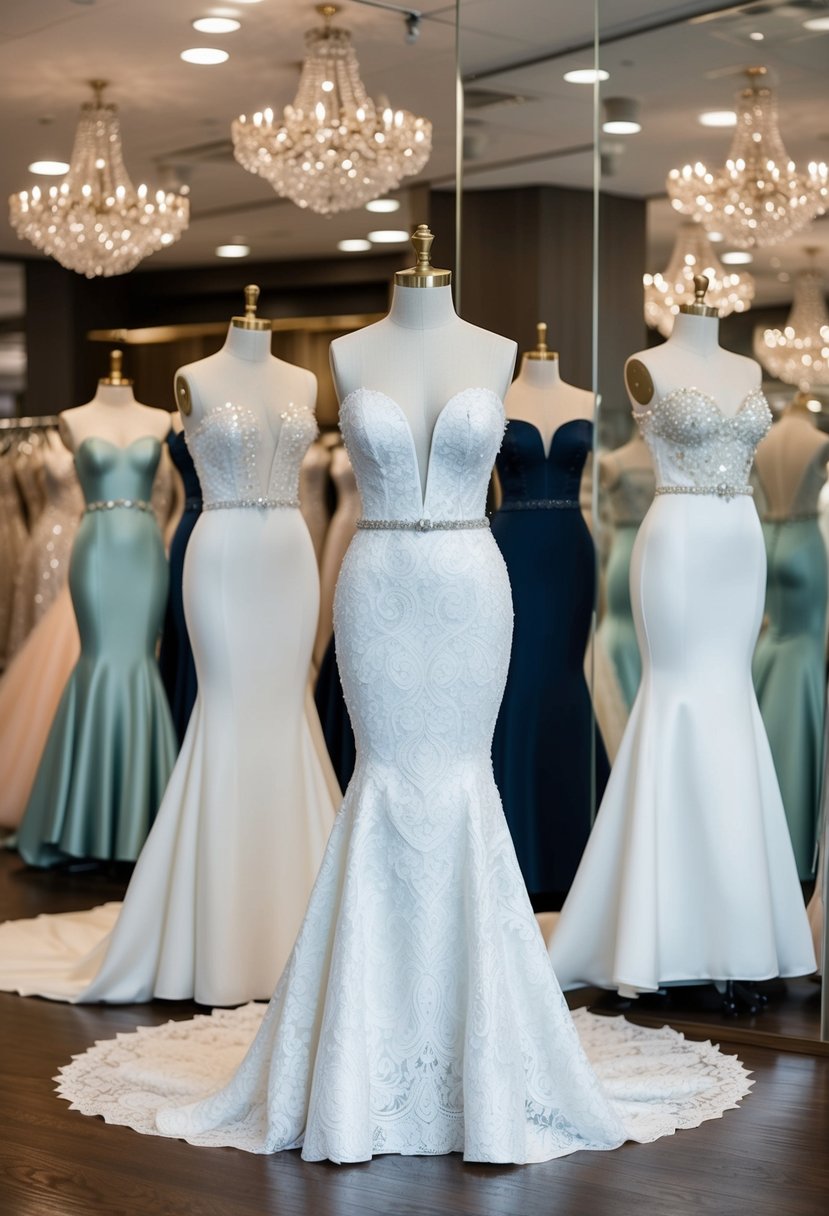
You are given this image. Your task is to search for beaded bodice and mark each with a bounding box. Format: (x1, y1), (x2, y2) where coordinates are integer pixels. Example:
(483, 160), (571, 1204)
(184, 402), (317, 508)
(496, 417), (592, 507)
(340, 387), (504, 523)
(636, 387), (771, 491)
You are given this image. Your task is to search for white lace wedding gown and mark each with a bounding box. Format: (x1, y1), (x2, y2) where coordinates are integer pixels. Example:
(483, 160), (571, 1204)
(550, 388), (817, 994)
(56, 388), (752, 1163)
(0, 401), (339, 1007)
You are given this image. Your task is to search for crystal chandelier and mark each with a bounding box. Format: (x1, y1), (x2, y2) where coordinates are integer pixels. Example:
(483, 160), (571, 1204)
(232, 4), (432, 216)
(644, 221), (755, 337)
(9, 80), (189, 278)
(666, 67), (828, 249)
(753, 253), (829, 389)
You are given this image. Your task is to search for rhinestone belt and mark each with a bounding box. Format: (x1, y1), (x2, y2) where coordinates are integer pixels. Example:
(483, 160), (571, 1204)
(499, 499), (580, 511)
(203, 498), (299, 511)
(85, 499), (153, 514)
(655, 484), (753, 501)
(357, 517), (490, 533)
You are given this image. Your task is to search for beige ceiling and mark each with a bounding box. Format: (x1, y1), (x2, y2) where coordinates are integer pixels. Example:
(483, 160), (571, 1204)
(1, 0), (828, 304)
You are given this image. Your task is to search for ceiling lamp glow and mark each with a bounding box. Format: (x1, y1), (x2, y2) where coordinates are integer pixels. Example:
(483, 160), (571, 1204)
(337, 238), (371, 251)
(28, 160), (70, 175)
(365, 197), (401, 213)
(216, 243), (250, 257)
(698, 110), (737, 127)
(9, 80), (189, 278)
(563, 68), (609, 84)
(232, 4), (432, 216)
(180, 47), (230, 64)
(668, 67), (828, 248)
(803, 17), (829, 30)
(643, 221), (754, 337)
(721, 250), (753, 264)
(367, 229), (409, 243)
(602, 97), (641, 135)
(192, 18), (241, 34)
(754, 253), (829, 389)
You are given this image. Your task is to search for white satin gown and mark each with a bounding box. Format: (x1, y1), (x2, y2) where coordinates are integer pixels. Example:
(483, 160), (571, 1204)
(550, 387), (816, 994)
(0, 401), (339, 1006)
(56, 388), (752, 1163)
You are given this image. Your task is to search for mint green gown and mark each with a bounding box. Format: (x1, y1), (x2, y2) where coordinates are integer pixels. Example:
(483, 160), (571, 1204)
(753, 450), (829, 880)
(17, 435), (177, 868)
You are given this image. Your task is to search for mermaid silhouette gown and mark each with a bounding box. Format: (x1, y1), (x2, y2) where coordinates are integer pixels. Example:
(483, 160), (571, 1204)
(0, 402), (338, 1007)
(17, 436), (177, 867)
(491, 418), (608, 907)
(596, 463), (655, 708)
(550, 388), (816, 993)
(752, 450), (829, 878)
(159, 429), (201, 743)
(54, 387), (755, 1163)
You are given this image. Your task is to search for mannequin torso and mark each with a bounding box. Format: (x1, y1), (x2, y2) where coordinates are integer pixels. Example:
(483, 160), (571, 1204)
(753, 408), (829, 518)
(59, 384), (170, 452)
(505, 357), (593, 458)
(625, 312), (759, 418)
(175, 325), (316, 435)
(330, 285), (516, 494)
(599, 433), (652, 490)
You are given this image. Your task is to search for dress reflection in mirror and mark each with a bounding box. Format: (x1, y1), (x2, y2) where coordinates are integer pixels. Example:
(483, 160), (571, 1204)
(491, 322), (608, 910)
(751, 392), (829, 879)
(596, 432), (655, 708)
(0, 291), (339, 1007)
(16, 351), (176, 868)
(549, 277), (815, 1000)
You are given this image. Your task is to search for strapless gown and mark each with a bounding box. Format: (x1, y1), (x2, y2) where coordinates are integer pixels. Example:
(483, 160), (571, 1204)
(54, 388), (752, 1164)
(752, 452), (829, 879)
(491, 418), (608, 907)
(596, 464), (655, 708)
(0, 402), (339, 1006)
(16, 437), (177, 867)
(550, 388), (816, 994)
(159, 429), (201, 743)
(0, 448), (28, 669)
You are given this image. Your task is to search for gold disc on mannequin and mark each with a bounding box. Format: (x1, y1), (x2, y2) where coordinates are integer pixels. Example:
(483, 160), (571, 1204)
(175, 374), (192, 416)
(625, 359), (654, 406)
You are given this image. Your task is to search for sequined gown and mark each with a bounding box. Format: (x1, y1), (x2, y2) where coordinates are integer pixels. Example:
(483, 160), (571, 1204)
(7, 431), (83, 657)
(550, 387), (816, 994)
(0, 401), (338, 1006)
(51, 387), (756, 1165)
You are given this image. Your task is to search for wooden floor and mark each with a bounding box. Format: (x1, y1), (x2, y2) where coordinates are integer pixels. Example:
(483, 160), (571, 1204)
(1, 850), (828, 1216)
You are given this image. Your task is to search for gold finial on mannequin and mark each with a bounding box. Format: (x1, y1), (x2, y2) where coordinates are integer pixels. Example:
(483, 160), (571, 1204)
(394, 224), (452, 288)
(526, 321), (558, 362)
(101, 348), (132, 386)
(679, 274), (719, 318)
(232, 284), (271, 331)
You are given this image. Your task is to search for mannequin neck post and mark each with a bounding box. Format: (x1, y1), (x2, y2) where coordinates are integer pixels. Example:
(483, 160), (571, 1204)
(667, 311), (721, 357)
(387, 284), (458, 331)
(223, 324), (272, 362)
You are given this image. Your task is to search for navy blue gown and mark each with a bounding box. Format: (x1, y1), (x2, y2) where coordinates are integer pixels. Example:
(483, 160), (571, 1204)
(314, 636), (357, 791)
(491, 418), (608, 910)
(159, 429), (201, 744)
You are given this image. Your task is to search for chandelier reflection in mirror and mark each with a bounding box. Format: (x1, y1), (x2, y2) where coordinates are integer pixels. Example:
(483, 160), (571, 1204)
(232, 4), (432, 216)
(667, 67), (828, 249)
(9, 81), (189, 278)
(754, 253), (829, 390)
(644, 221), (754, 337)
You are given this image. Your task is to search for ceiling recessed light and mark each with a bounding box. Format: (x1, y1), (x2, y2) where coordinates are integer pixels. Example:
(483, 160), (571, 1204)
(749, 31), (764, 41)
(233, 0), (265, 4)
(564, 68), (609, 84)
(216, 243), (250, 257)
(698, 110), (737, 128)
(367, 229), (410, 243)
(365, 198), (401, 213)
(777, 271), (790, 282)
(721, 250), (753, 264)
(180, 47), (229, 65)
(807, 398), (822, 412)
(192, 17), (241, 34)
(708, 231), (724, 242)
(602, 97), (641, 135)
(338, 239), (372, 252)
(804, 16), (829, 31)
(28, 160), (70, 175)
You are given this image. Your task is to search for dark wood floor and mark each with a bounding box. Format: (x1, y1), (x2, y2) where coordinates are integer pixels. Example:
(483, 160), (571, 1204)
(1, 849), (828, 1216)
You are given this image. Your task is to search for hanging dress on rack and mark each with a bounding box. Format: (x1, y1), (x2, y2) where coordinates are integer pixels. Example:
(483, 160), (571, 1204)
(0, 439), (29, 669)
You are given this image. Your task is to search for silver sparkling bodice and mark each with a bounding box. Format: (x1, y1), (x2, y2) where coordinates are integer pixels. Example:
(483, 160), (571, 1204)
(637, 387), (771, 491)
(185, 401), (317, 508)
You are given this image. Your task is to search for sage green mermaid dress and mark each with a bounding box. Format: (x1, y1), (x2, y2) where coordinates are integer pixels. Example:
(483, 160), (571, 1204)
(17, 435), (177, 868)
(753, 451), (829, 879)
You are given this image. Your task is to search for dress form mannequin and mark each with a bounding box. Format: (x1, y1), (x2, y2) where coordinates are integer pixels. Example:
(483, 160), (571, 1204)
(599, 432), (652, 487)
(174, 287), (315, 433)
(330, 226), (515, 484)
(59, 351), (170, 451)
(506, 323), (593, 455)
(753, 393), (829, 517)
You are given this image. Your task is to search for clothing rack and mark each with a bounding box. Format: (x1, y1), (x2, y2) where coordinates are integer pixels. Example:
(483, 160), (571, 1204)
(0, 416), (59, 431)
